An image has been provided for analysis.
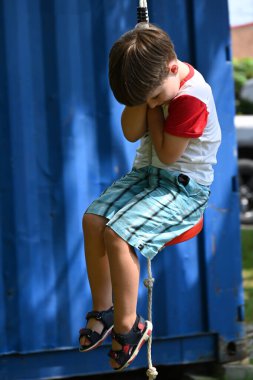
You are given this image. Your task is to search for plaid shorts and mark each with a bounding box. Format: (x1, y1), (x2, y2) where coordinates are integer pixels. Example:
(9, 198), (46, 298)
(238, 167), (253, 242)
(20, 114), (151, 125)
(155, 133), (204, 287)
(85, 166), (210, 260)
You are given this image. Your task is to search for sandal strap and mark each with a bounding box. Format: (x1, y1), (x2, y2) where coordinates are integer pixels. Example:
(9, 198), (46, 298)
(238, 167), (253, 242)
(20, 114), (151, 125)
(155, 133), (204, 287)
(79, 328), (101, 345)
(111, 315), (146, 346)
(86, 311), (103, 320)
(108, 348), (131, 366)
(86, 306), (114, 329)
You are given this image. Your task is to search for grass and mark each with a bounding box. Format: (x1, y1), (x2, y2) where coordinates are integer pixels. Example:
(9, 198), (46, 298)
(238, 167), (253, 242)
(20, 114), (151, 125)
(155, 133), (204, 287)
(241, 227), (253, 324)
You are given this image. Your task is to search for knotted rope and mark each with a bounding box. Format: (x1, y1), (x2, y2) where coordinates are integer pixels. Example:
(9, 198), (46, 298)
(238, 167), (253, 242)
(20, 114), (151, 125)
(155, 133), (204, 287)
(143, 258), (158, 380)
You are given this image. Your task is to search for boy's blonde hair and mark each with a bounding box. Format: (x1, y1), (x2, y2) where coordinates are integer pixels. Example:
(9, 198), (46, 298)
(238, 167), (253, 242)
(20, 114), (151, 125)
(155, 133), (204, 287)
(109, 24), (177, 106)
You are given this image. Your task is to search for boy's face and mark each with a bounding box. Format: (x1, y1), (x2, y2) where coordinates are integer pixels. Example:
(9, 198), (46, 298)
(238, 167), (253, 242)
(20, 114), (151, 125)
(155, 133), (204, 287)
(146, 65), (180, 108)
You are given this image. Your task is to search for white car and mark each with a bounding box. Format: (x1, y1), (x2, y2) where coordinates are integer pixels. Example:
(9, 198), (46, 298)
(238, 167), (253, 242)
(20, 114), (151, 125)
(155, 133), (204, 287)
(235, 115), (253, 224)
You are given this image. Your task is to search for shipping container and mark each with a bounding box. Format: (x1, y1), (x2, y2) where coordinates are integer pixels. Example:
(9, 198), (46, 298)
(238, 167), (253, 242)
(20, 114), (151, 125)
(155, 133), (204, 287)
(0, 0), (246, 379)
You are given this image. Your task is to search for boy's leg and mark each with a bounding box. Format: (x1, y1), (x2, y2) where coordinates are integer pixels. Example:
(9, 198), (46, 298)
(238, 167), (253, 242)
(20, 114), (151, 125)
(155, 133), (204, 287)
(80, 213), (113, 347)
(80, 168), (149, 351)
(104, 226), (140, 369)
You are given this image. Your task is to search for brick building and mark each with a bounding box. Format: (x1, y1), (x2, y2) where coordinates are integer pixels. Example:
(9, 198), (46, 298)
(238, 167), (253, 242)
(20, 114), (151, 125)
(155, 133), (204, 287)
(231, 22), (253, 58)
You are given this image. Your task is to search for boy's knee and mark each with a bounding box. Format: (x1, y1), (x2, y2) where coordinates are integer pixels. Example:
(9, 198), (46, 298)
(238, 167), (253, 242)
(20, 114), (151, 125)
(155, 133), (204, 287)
(104, 226), (119, 245)
(82, 213), (107, 234)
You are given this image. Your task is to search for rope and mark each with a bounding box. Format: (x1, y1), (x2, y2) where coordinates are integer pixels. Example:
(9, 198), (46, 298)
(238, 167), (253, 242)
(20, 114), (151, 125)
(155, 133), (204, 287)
(143, 258), (158, 380)
(136, 3), (153, 377)
(139, 0), (147, 7)
(137, 0), (149, 24)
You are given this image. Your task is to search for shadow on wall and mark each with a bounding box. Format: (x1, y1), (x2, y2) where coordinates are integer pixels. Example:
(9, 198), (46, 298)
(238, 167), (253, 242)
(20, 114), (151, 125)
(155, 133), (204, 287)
(0, 0), (136, 354)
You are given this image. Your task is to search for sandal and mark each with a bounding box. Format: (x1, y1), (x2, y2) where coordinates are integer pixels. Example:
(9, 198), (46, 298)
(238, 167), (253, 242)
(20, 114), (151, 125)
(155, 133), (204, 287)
(79, 306), (114, 352)
(108, 315), (152, 371)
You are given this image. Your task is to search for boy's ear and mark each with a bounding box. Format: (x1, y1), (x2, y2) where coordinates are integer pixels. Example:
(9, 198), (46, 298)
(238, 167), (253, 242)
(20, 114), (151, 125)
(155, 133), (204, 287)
(170, 64), (178, 75)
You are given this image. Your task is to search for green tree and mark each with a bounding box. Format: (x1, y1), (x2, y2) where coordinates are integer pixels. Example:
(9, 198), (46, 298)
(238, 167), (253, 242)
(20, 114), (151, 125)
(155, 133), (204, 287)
(233, 57), (253, 114)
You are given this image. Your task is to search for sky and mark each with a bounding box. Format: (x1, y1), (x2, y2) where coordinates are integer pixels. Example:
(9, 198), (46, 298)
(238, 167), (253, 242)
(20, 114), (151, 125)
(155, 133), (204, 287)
(228, 0), (253, 26)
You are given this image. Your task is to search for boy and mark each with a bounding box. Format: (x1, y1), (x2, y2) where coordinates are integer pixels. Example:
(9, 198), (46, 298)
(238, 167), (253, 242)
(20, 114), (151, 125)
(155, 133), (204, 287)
(79, 23), (221, 371)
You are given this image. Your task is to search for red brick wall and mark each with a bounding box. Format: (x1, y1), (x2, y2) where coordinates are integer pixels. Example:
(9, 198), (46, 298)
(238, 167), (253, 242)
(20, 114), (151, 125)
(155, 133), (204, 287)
(231, 23), (253, 58)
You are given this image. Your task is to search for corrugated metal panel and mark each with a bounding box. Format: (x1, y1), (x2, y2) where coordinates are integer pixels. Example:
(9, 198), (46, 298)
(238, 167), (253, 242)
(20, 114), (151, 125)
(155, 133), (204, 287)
(0, 0), (246, 378)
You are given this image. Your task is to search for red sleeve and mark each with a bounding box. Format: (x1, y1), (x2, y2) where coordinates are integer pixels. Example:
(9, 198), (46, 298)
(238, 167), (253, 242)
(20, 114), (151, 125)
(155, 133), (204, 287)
(164, 95), (209, 138)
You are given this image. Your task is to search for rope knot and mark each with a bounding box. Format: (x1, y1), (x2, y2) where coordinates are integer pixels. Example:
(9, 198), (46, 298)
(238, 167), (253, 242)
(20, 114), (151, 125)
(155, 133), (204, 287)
(145, 258), (158, 379)
(143, 277), (155, 289)
(146, 366), (158, 379)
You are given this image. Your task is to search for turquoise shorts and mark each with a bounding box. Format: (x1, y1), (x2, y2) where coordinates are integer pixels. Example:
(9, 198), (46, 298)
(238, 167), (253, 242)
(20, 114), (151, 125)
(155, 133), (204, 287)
(85, 166), (210, 260)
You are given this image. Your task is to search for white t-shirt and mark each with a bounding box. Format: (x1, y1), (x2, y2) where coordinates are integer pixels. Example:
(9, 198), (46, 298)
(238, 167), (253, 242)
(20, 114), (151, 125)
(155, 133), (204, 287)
(133, 64), (221, 186)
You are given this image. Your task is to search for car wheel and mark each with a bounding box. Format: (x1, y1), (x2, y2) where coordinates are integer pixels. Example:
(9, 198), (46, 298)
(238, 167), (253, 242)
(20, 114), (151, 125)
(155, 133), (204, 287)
(238, 159), (253, 225)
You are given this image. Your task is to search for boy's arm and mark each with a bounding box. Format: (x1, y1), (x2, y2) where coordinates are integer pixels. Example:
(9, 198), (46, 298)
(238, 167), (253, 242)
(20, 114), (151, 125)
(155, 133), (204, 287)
(121, 104), (148, 142)
(147, 106), (189, 165)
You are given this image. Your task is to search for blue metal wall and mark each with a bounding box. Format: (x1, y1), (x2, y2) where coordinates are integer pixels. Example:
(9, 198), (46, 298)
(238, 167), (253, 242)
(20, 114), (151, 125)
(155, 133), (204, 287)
(0, 0), (246, 378)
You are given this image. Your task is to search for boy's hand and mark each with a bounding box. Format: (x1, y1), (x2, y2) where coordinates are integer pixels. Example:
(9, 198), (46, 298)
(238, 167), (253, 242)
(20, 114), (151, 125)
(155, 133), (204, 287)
(147, 105), (164, 126)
